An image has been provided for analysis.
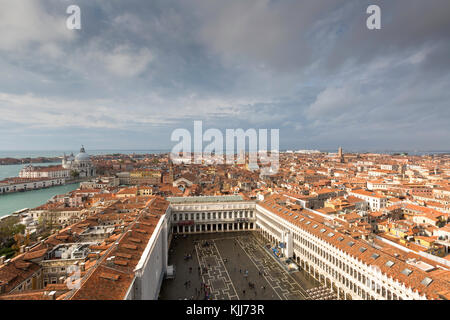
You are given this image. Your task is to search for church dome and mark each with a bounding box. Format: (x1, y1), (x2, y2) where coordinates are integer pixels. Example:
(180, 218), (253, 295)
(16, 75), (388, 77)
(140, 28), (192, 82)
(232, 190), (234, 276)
(75, 146), (90, 161)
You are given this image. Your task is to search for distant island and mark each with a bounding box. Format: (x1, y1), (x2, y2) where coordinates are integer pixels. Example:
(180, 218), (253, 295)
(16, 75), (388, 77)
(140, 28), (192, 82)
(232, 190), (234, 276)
(0, 157), (61, 165)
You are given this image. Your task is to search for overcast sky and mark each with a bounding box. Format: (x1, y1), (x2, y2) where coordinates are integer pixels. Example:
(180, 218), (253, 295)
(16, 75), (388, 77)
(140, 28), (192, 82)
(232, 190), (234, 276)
(0, 0), (449, 152)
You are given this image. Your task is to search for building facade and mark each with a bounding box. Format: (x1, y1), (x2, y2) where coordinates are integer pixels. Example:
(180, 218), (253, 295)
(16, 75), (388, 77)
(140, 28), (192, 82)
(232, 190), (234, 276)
(62, 146), (96, 178)
(0, 178), (65, 194)
(19, 165), (71, 179)
(167, 195), (446, 300)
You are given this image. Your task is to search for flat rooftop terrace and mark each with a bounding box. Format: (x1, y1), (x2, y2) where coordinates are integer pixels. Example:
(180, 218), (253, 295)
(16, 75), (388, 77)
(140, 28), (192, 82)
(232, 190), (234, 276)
(167, 195), (245, 203)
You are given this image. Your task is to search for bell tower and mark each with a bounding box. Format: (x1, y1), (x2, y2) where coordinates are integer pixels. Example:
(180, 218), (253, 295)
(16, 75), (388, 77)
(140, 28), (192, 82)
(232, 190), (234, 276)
(338, 147), (344, 163)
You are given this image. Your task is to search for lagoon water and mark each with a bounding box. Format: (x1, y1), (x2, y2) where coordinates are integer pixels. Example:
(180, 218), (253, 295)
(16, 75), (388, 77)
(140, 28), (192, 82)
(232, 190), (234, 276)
(0, 149), (169, 159)
(0, 149), (169, 218)
(0, 162), (79, 218)
(0, 183), (79, 217)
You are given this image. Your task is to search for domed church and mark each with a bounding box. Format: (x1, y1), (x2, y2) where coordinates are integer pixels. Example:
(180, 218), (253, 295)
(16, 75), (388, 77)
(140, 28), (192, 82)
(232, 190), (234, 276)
(62, 146), (96, 177)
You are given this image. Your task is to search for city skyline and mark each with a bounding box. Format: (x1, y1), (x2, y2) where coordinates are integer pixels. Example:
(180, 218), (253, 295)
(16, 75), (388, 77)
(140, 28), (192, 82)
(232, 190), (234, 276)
(0, 0), (449, 151)
(1, 148), (450, 154)
(1, 149), (449, 301)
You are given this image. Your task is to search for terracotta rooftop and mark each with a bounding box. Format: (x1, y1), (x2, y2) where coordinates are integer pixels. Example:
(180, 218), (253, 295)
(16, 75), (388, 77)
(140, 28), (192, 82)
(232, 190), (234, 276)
(259, 195), (450, 300)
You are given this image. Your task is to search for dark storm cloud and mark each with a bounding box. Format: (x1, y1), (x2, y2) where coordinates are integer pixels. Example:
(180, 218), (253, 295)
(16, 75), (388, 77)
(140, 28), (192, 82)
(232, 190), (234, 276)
(326, 0), (450, 73)
(0, 0), (448, 151)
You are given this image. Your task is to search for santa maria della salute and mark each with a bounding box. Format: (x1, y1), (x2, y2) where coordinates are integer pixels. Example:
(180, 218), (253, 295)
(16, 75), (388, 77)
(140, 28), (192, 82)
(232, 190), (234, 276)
(62, 146), (96, 177)
(18, 146), (96, 180)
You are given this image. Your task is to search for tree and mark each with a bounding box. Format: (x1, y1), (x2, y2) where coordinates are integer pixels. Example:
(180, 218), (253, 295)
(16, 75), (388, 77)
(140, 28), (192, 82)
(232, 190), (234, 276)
(11, 232), (30, 252)
(37, 213), (55, 233)
(70, 170), (80, 179)
(0, 218), (26, 257)
(0, 217), (21, 245)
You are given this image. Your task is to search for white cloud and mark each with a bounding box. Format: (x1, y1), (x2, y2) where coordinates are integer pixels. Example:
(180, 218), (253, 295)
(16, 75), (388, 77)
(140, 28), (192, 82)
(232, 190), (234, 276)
(405, 47), (432, 65)
(305, 86), (362, 119)
(0, 91), (265, 130)
(0, 0), (74, 51)
(103, 46), (154, 77)
(62, 41), (155, 79)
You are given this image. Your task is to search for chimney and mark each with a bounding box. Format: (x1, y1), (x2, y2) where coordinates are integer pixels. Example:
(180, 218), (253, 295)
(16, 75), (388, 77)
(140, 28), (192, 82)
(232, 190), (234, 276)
(80, 262), (85, 272)
(47, 291), (56, 300)
(20, 245), (25, 253)
(0, 256), (5, 266)
(106, 256), (115, 267)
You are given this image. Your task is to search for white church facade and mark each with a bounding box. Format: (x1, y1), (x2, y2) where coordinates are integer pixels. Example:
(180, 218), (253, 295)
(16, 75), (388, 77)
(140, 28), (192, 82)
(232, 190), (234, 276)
(62, 146), (96, 178)
(19, 146), (96, 180)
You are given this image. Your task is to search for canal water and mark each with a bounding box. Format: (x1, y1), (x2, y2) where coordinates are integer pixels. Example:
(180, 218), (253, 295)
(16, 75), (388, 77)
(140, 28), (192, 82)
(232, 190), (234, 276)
(0, 183), (80, 217)
(0, 163), (79, 217)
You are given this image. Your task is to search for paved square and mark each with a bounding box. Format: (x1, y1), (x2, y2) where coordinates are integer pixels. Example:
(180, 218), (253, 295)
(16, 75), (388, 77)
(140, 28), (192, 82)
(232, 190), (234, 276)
(205, 256), (218, 267)
(211, 279), (226, 291)
(159, 231), (322, 300)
